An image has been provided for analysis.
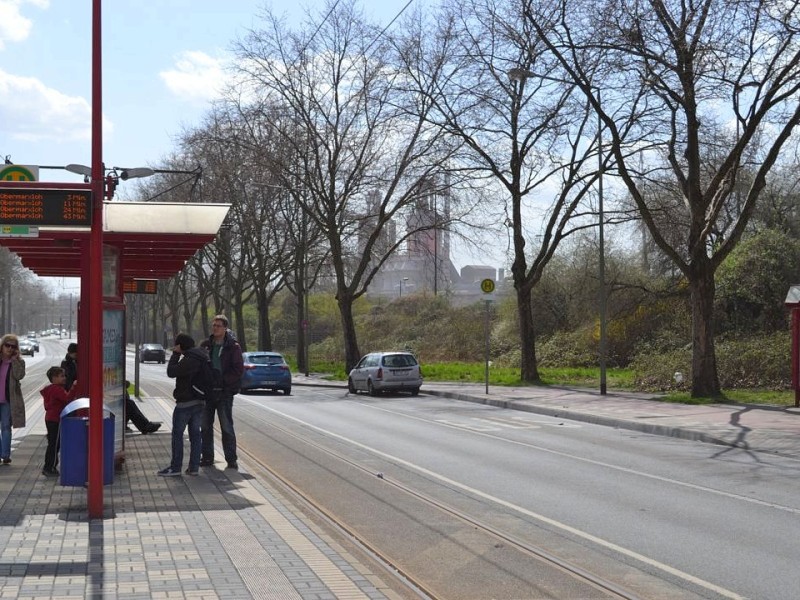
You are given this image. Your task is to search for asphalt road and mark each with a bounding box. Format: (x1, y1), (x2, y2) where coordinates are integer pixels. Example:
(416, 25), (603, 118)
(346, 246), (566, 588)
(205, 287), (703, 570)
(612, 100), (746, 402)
(32, 339), (799, 600)
(227, 385), (800, 600)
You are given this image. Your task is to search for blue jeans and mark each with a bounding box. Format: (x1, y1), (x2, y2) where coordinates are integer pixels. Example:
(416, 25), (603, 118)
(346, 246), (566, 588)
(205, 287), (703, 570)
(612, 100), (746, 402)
(170, 402), (203, 472)
(0, 403), (10, 459)
(201, 393), (237, 463)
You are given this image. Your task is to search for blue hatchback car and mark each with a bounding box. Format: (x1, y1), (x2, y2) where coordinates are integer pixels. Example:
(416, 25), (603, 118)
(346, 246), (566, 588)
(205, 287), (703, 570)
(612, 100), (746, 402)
(240, 352), (292, 395)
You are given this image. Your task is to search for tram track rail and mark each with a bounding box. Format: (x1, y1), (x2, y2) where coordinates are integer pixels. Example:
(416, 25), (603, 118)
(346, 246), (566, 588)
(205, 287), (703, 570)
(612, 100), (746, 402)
(115, 370), (731, 599)
(235, 413), (644, 600)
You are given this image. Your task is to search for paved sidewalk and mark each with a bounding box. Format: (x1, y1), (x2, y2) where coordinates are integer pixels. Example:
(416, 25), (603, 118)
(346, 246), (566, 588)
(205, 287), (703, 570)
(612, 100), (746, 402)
(294, 375), (800, 460)
(0, 398), (415, 600)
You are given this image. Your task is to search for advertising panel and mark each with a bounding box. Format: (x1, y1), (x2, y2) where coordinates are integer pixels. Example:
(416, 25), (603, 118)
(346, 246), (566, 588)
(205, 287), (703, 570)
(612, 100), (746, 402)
(103, 304), (126, 455)
(103, 245), (120, 299)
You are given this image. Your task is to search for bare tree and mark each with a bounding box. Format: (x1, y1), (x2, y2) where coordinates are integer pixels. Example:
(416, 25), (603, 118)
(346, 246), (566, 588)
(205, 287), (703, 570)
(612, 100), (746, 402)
(530, 0), (800, 396)
(273, 187), (328, 372)
(231, 0), (471, 370)
(126, 153), (210, 340)
(750, 162), (800, 238)
(181, 111), (280, 348)
(210, 102), (330, 357)
(415, 0), (604, 382)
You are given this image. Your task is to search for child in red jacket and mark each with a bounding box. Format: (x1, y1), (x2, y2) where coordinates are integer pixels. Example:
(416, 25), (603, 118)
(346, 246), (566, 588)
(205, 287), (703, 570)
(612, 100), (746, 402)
(40, 366), (77, 477)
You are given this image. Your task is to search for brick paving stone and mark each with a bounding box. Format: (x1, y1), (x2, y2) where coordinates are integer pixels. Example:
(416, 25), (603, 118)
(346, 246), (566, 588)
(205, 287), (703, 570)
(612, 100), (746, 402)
(0, 391), (396, 599)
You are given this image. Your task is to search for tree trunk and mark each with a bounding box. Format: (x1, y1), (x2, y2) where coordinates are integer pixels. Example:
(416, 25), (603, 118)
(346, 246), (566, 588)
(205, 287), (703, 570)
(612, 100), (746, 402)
(180, 282), (194, 338)
(296, 286), (307, 373)
(516, 283), (541, 383)
(263, 301), (273, 351)
(233, 301), (247, 352)
(256, 287), (272, 350)
(338, 292), (361, 373)
(689, 260), (721, 397)
(170, 310), (180, 341)
(200, 297), (209, 340)
(148, 296), (157, 342)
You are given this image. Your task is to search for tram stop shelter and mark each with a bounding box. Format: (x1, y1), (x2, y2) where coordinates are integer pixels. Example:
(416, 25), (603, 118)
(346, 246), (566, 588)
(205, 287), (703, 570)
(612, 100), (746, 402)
(0, 200), (230, 279)
(0, 197), (230, 475)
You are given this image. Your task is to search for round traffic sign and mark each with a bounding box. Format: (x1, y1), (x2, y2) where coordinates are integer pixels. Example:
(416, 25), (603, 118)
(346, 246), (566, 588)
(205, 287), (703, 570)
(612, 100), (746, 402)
(0, 165), (36, 182)
(480, 278), (495, 294)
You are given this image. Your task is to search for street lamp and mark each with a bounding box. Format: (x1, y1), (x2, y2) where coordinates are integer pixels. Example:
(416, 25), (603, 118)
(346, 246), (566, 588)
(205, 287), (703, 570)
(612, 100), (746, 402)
(399, 277), (409, 298)
(118, 167), (154, 180)
(54, 164), (201, 200)
(507, 67), (607, 394)
(67, 0), (192, 518)
(65, 163), (92, 182)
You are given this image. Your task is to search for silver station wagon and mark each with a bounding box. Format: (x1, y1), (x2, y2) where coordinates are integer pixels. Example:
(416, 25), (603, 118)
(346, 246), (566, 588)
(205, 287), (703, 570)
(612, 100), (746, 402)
(348, 351), (422, 396)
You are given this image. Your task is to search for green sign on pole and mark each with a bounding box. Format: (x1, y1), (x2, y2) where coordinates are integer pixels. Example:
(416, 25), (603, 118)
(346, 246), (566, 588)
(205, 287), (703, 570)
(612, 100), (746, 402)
(0, 225), (39, 237)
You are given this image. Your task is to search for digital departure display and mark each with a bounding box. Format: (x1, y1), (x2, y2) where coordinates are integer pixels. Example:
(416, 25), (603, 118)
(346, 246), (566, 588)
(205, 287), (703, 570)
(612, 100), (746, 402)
(122, 279), (158, 294)
(0, 187), (92, 227)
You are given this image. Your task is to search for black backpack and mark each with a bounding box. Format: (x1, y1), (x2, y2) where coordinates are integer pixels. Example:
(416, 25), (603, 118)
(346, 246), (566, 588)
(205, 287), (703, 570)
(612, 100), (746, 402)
(191, 356), (215, 401)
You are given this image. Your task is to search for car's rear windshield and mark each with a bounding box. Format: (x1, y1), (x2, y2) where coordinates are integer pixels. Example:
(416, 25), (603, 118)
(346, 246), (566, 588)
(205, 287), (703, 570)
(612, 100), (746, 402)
(382, 354), (418, 367)
(247, 355), (284, 365)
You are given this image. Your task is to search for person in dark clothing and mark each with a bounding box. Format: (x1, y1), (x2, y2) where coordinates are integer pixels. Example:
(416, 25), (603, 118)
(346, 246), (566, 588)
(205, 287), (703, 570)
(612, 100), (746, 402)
(124, 381), (161, 434)
(159, 333), (207, 477)
(200, 315), (243, 470)
(40, 366), (78, 476)
(60, 343), (78, 392)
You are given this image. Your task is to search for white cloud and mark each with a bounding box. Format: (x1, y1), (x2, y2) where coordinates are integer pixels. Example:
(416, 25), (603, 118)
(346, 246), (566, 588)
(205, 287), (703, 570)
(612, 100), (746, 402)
(160, 50), (226, 103)
(0, 68), (112, 142)
(0, 0), (49, 50)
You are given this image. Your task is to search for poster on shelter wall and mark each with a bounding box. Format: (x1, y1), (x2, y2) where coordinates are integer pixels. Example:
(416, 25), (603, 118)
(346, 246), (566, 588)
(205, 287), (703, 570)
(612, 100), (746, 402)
(103, 305), (125, 454)
(103, 244), (120, 299)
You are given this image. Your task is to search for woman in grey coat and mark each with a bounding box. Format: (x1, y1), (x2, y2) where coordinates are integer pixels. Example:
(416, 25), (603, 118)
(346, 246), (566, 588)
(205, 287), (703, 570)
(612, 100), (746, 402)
(0, 334), (26, 464)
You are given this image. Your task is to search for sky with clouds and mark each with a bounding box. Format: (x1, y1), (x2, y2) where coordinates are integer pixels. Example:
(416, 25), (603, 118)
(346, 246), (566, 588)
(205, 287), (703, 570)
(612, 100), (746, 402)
(1, 0), (502, 279)
(0, 0), (417, 178)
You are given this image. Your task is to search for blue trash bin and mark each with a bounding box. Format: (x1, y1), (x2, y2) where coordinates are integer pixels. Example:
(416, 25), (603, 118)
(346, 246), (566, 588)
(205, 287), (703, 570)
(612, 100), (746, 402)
(59, 399), (115, 486)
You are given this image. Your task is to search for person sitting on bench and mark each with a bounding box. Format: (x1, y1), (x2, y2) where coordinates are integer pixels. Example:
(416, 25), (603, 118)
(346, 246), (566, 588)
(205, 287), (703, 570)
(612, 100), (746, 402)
(125, 381), (161, 434)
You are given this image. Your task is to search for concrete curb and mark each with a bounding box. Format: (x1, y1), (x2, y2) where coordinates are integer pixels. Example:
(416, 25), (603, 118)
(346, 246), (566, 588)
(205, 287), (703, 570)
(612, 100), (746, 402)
(426, 388), (735, 447)
(293, 379), (766, 454)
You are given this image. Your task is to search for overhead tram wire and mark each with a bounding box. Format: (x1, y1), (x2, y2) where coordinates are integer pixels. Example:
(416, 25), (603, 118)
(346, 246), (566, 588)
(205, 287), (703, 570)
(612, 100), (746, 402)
(302, 0), (343, 54)
(303, 0), (415, 58)
(240, 0), (420, 157)
(299, 0), (418, 110)
(363, 0), (416, 56)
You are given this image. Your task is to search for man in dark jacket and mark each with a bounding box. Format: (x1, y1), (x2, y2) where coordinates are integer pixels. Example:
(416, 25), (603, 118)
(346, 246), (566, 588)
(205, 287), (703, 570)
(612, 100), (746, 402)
(158, 333), (208, 477)
(60, 343), (78, 392)
(200, 314), (243, 470)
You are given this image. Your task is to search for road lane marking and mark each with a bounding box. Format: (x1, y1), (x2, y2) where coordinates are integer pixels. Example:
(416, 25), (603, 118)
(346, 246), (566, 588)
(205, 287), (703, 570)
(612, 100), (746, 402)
(249, 399), (746, 600)
(480, 415), (582, 428)
(359, 400), (800, 516)
(434, 419), (514, 431)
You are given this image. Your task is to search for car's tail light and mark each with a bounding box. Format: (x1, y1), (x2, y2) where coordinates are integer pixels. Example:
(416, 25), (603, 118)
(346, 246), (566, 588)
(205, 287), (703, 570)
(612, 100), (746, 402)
(279, 365), (289, 372)
(376, 367), (383, 380)
(243, 364), (256, 370)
